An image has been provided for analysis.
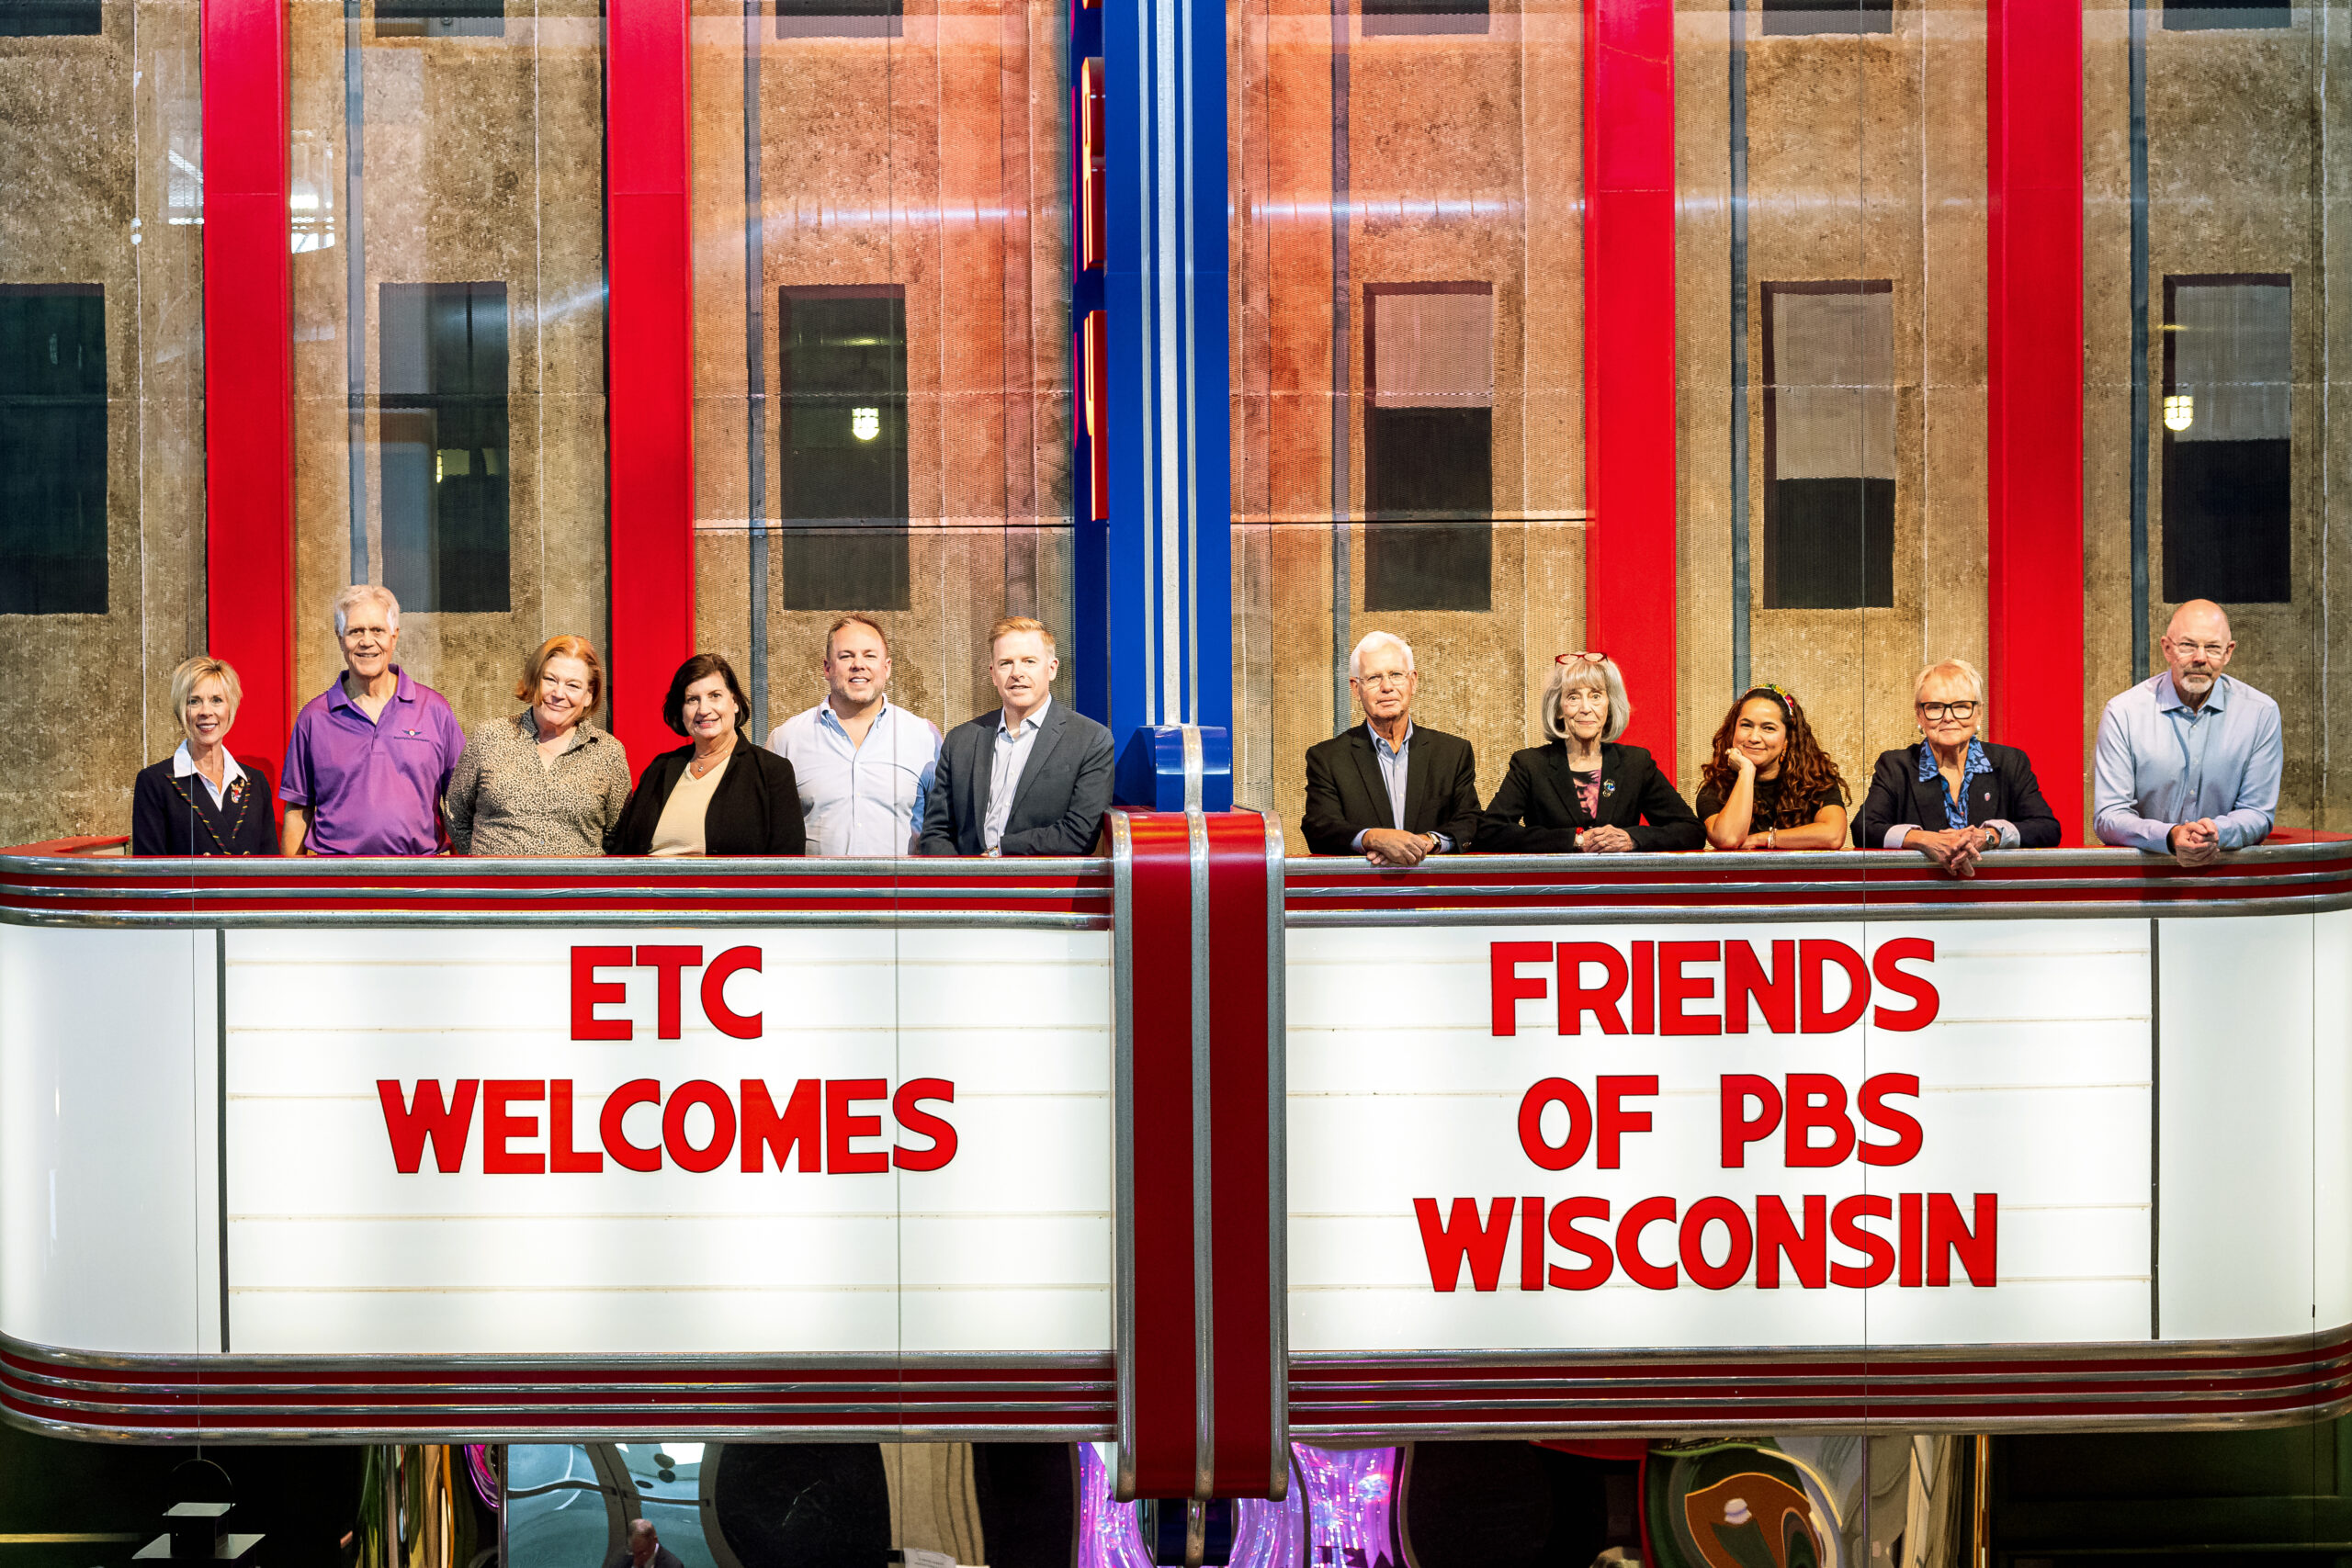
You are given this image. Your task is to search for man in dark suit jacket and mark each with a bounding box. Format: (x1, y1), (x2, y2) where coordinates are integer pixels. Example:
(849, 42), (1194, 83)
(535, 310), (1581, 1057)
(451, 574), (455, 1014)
(1302, 631), (1481, 863)
(921, 616), (1116, 856)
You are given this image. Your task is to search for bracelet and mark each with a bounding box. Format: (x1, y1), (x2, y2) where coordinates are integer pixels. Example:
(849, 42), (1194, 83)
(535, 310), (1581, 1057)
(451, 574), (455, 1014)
(1767, 828), (1776, 850)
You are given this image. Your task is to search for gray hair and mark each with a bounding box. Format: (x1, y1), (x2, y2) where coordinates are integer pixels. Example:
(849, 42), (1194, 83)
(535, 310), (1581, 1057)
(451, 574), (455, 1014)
(1913, 657), (1985, 706)
(1348, 630), (1414, 682)
(1543, 655), (1632, 744)
(333, 583), (401, 636)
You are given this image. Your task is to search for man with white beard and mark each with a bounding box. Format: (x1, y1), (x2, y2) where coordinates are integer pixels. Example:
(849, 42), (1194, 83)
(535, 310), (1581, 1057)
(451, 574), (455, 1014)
(2094, 598), (2282, 865)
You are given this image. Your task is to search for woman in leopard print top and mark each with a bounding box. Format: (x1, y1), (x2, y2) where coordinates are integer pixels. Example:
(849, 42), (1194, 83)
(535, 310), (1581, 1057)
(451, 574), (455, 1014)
(444, 636), (632, 856)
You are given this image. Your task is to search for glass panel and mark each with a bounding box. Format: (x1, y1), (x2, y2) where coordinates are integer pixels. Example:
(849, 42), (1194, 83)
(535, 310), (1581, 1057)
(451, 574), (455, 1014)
(289, 0), (605, 720)
(691, 0), (1074, 750)
(0, 0), (203, 842)
(2162, 276), (2290, 604)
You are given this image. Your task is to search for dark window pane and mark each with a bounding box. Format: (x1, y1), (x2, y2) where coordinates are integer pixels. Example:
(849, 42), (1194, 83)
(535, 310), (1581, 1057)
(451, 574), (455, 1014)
(379, 281), (510, 614)
(781, 289), (909, 610)
(2163, 0), (2288, 28)
(1364, 521), (1491, 613)
(1758, 0), (1892, 34)
(374, 0), (503, 39)
(776, 0), (899, 40)
(1361, 0), (1487, 37)
(0, 285), (107, 615)
(1765, 478), (1894, 609)
(2163, 276), (2290, 604)
(1367, 407), (1493, 520)
(0, 0), (99, 32)
(2164, 442), (2290, 604)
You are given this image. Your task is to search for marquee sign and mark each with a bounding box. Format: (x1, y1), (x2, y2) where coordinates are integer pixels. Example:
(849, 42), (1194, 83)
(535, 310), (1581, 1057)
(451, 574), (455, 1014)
(2, 836), (2350, 1458)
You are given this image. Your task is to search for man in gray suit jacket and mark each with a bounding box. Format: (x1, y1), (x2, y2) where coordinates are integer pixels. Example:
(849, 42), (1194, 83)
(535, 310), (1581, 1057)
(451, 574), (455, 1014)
(920, 616), (1116, 856)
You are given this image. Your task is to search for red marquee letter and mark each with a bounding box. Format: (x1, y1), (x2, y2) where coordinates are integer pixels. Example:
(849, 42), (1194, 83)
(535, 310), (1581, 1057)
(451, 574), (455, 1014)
(1679, 1196), (1753, 1290)
(635, 945), (703, 1040)
(702, 946), (763, 1039)
(378, 1078), (479, 1173)
(892, 1079), (959, 1171)
(1596, 1075), (1657, 1169)
(1871, 938), (1939, 1031)
(1557, 942), (1630, 1035)
(1517, 1078), (1593, 1171)
(1830, 1194), (1895, 1287)
(1414, 1197), (1515, 1292)
(741, 1078), (822, 1172)
(1800, 940), (1870, 1033)
(571, 947), (631, 1040)
(481, 1079), (546, 1174)
(1491, 942), (1551, 1037)
(1719, 1074), (1782, 1168)
(600, 1078), (663, 1171)
(549, 1079), (604, 1172)
(663, 1079), (738, 1172)
(1659, 941), (1722, 1035)
(827, 1079), (889, 1173)
(1546, 1198), (1614, 1290)
(1858, 1073), (1924, 1165)
(1616, 1196), (1679, 1289)
(1784, 1073), (1855, 1167)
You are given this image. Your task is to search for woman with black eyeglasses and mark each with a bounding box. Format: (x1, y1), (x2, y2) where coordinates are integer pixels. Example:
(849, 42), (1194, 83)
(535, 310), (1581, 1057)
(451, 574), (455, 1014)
(1855, 657), (2060, 876)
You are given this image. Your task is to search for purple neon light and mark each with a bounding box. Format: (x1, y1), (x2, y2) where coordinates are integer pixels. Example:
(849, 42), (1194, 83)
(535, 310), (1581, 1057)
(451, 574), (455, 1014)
(1075, 1444), (1399, 1568)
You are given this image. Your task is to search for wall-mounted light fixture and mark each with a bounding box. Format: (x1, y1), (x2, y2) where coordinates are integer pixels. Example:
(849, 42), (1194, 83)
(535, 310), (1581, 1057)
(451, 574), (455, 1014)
(851, 407), (880, 441)
(2163, 393), (2193, 433)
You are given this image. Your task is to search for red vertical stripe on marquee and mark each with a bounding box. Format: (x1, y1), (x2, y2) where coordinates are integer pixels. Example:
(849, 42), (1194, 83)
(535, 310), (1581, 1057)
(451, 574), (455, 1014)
(1581, 0), (1677, 772)
(1125, 812), (1199, 1496)
(1986, 0), (2084, 838)
(1204, 814), (1273, 1496)
(605, 0), (696, 762)
(202, 0), (296, 767)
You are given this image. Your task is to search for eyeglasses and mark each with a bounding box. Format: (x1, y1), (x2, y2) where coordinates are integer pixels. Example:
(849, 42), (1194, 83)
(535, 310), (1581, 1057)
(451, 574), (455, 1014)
(2168, 640), (2230, 660)
(1917, 701), (1979, 721)
(1555, 651), (1610, 665)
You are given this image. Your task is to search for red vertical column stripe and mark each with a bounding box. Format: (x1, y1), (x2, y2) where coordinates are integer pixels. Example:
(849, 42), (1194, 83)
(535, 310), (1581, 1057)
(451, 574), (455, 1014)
(605, 0), (696, 763)
(1121, 811), (1199, 1498)
(202, 0), (295, 767)
(1986, 0), (2085, 838)
(1581, 0), (1678, 772)
(1204, 812), (1278, 1498)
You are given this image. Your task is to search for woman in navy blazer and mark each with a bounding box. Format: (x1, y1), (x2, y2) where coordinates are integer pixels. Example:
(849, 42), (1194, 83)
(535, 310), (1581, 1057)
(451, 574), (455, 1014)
(1480, 654), (1703, 853)
(130, 656), (278, 856)
(1856, 657), (2060, 874)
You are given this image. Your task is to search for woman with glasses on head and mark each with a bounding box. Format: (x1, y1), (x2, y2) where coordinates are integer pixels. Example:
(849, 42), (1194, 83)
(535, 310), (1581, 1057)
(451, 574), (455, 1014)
(1479, 653), (1702, 853)
(1857, 657), (2059, 876)
(1696, 683), (1850, 852)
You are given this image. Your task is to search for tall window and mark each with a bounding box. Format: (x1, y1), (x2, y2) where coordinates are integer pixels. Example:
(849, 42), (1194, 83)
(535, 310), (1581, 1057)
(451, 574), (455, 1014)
(1762, 280), (1894, 610)
(0, 285), (107, 615)
(0, 0), (99, 34)
(1364, 283), (1492, 613)
(780, 287), (910, 612)
(379, 282), (510, 614)
(2163, 276), (2290, 604)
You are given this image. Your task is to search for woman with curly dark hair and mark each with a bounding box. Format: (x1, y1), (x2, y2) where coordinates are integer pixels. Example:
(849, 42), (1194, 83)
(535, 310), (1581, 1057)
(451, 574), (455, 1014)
(1694, 684), (1850, 851)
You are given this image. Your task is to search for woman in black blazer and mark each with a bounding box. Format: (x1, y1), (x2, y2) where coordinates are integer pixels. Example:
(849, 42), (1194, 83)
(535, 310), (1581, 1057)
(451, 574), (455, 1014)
(131, 656), (278, 856)
(1480, 654), (1703, 852)
(1855, 657), (2060, 875)
(609, 653), (806, 856)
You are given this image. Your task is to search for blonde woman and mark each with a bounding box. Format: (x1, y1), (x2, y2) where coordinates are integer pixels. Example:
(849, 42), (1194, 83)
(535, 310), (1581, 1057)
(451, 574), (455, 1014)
(131, 656), (277, 855)
(1478, 653), (1702, 853)
(1856, 657), (2058, 876)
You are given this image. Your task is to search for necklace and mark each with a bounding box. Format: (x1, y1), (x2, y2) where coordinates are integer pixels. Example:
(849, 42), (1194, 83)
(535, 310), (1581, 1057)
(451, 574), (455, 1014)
(170, 772), (250, 855)
(688, 742), (732, 780)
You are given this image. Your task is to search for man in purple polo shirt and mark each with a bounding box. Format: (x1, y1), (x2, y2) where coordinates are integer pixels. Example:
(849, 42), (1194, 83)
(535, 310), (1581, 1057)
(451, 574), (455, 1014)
(279, 585), (467, 856)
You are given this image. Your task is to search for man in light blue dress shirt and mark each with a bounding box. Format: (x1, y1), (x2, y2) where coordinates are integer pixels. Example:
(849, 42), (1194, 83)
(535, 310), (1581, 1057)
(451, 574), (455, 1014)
(764, 615), (940, 856)
(2093, 599), (2282, 865)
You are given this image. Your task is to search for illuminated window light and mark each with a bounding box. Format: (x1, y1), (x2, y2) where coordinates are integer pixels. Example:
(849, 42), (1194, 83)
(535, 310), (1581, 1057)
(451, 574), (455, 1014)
(851, 407), (881, 442)
(2164, 393), (2194, 433)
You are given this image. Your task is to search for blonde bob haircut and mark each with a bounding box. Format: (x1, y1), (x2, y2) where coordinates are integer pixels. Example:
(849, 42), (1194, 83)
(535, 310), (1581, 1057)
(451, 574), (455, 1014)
(1913, 657), (1987, 707)
(1543, 655), (1632, 744)
(514, 635), (605, 717)
(169, 656), (243, 724)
